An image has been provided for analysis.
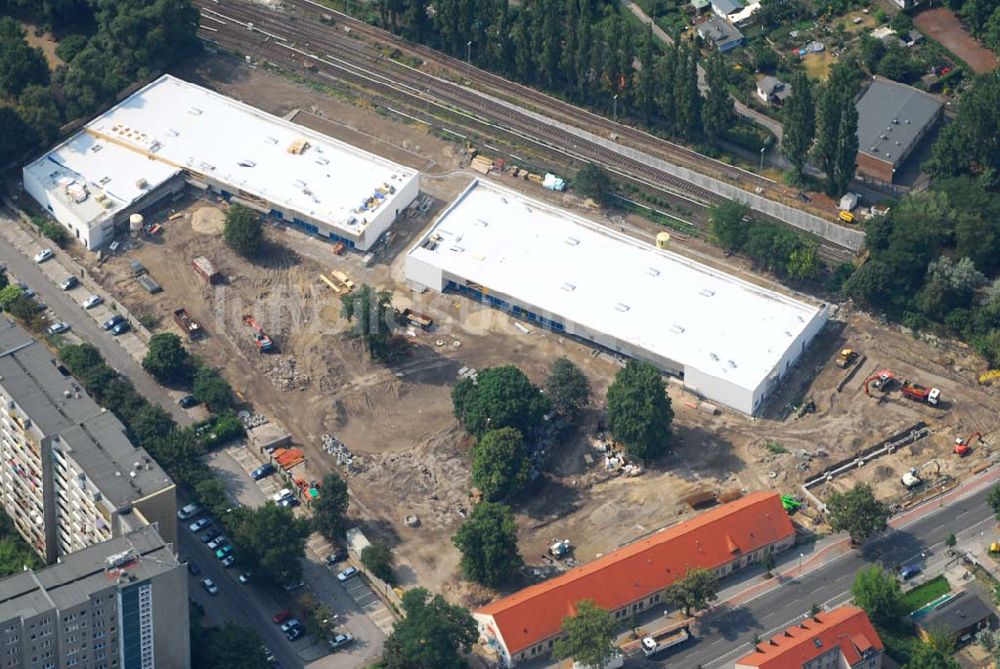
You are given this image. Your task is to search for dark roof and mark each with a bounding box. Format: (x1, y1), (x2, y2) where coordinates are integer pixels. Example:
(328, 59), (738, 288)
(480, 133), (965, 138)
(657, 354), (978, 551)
(712, 0), (744, 14)
(697, 17), (745, 47)
(918, 590), (996, 637)
(856, 77), (943, 167)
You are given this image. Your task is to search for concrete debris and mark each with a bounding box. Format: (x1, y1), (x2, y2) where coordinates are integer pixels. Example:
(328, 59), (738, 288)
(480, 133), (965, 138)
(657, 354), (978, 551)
(258, 354), (311, 391)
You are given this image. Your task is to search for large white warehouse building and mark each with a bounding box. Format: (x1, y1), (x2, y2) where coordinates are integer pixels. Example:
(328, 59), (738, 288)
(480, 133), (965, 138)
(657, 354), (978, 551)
(406, 180), (828, 415)
(23, 75), (419, 250)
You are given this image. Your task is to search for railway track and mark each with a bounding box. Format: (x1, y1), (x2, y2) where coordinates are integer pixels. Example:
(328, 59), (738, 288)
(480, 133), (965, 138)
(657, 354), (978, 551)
(195, 0), (856, 264)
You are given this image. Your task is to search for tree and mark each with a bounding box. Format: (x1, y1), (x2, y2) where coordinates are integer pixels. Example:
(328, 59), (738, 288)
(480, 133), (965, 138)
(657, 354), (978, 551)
(917, 256), (985, 320)
(223, 203), (263, 257)
(452, 365), (551, 438)
(361, 541), (395, 584)
(702, 51), (735, 142)
(472, 428), (531, 502)
(382, 588), (477, 669)
(190, 615), (271, 669)
(452, 501), (523, 588)
(826, 483), (890, 544)
(0, 511), (41, 577)
(851, 565), (905, 626)
(312, 473), (350, 541)
(552, 600), (617, 668)
(815, 64), (860, 195)
(710, 200), (751, 252)
(930, 75), (1000, 178)
(17, 85), (61, 145)
(988, 484), (1000, 518)
(0, 284), (23, 310)
(782, 72), (815, 179)
(142, 333), (193, 384)
(945, 533), (957, 547)
(978, 629), (1000, 666)
(545, 357), (590, 419)
(832, 89), (859, 195)
(230, 503), (311, 586)
(340, 284), (397, 360)
(574, 163), (613, 205)
(606, 361), (674, 461)
(665, 567), (719, 616)
(59, 343), (105, 375)
(787, 241), (821, 281)
(0, 107), (35, 167)
(128, 403), (176, 450)
(7, 294), (40, 326)
(0, 18), (50, 99)
(763, 551), (776, 577)
(192, 366), (234, 412)
(905, 636), (960, 669)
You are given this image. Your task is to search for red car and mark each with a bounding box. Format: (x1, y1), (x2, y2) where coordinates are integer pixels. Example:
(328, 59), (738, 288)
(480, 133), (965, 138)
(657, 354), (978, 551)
(272, 610), (292, 625)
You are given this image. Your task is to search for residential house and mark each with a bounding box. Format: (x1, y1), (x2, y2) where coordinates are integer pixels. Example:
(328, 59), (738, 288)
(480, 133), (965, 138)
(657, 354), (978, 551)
(756, 76), (791, 106)
(698, 16), (746, 53)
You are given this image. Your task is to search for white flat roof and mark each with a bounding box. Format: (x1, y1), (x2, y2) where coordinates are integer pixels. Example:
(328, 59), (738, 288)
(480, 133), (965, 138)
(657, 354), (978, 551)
(24, 75), (415, 234)
(409, 180), (824, 391)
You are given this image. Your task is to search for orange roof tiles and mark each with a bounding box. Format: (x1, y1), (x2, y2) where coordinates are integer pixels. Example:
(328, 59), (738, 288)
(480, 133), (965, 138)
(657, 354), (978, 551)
(476, 491), (795, 655)
(735, 606), (884, 669)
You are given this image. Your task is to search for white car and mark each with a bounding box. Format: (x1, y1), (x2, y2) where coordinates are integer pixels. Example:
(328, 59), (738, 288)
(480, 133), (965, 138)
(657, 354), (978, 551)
(46, 322), (70, 335)
(34, 249), (54, 263)
(336, 566), (359, 582)
(81, 294), (103, 309)
(188, 518), (211, 533)
(177, 503), (200, 520)
(328, 633), (354, 650)
(201, 578), (218, 595)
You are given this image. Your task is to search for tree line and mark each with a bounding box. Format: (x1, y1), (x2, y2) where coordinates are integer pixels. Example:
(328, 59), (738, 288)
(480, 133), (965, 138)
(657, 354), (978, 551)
(0, 0), (200, 168)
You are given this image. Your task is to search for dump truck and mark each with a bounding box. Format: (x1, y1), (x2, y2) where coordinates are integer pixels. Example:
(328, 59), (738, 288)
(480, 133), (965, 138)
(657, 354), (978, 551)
(402, 308), (433, 330)
(900, 381), (940, 405)
(640, 620), (692, 657)
(173, 308), (205, 340)
(835, 348), (859, 368)
(192, 256), (220, 284)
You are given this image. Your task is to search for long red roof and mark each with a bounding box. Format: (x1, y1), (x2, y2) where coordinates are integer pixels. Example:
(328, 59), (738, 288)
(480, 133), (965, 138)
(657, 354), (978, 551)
(735, 606), (884, 668)
(476, 491), (795, 655)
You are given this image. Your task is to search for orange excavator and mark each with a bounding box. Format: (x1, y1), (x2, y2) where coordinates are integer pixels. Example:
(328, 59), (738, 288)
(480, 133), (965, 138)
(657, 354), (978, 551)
(242, 315), (275, 353)
(954, 431), (982, 457)
(863, 369), (895, 397)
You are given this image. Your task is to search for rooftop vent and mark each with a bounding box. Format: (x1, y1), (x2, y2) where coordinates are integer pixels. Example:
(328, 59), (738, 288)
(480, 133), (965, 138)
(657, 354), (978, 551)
(892, 118), (899, 124)
(647, 268), (661, 277)
(188, 107), (203, 116)
(561, 282), (576, 292)
(265, 136), (278, 144)
(905, 119), (911, 124)
(167, 129), (179, 137)
(699, 289), (716, 297)
(475, 219), (489, 227)
(670, 325), (685, 334)
(565, 237), (580, 246)
(710, 353), (719, 361)
(615, 303), (630, 313)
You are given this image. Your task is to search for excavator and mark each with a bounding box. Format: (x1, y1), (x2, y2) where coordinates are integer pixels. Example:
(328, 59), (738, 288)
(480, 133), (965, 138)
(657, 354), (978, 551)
(954, 431), (983, 457)
(242, 315), (275, 353)
(863, 369), (895, 397)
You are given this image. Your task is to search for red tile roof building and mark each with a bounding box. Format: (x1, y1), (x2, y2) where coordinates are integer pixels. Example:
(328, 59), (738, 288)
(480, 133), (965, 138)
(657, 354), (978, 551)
(473, 491), (796, 666)
(735, 606), (884, 669)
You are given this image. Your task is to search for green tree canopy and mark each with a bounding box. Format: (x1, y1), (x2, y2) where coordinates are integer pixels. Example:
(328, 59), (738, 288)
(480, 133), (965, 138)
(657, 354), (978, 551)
(312, 473), (350, 541)
(190, 615), (271, 669)
(665, 566), (719, 616)
(0, 511), (41, 577)
(452, 365), (551, 438)
(552, 600), (617, 668)
(128, 403), (176, 450)
(472, 427), (531, 502)
(382, 588), (477, 669)
(606, 360), (674, 461)
(851, 565), (905, 626)
(573, 163), (613, 205)
(452, 501), (523, 588)
(361, 541), (395, 584)
(230, 503), (311, 586)
(904, 636), (960, 669)
(192, 366), (234, 412)
(340, 284), (398, 360)
(826, 483), (890, 544)
(223, 203), (263, 257)
(545, 356), (591, 419)
(142, 333), (193, 385)
(0, 18), (50, 99)
(782, 72), (815, 179)
(709, 200), (751, 252)
(702, 51), (735, 142)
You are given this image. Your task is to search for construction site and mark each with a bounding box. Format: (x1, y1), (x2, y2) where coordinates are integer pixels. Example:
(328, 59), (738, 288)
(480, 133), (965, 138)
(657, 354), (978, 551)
(66, 57), (1000, 604)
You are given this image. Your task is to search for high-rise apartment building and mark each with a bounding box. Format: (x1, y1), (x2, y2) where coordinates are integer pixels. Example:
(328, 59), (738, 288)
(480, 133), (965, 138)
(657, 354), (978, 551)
(0, 319), (176, 563)
(0, 525), (190, 669)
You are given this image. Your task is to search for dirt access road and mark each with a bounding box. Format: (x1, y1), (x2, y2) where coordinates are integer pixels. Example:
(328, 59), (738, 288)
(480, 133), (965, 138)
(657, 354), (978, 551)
(915, 7), (998, 74)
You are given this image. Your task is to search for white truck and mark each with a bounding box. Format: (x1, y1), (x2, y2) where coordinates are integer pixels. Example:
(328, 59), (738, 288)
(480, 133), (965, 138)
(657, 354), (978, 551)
(641, 622), (691, 657)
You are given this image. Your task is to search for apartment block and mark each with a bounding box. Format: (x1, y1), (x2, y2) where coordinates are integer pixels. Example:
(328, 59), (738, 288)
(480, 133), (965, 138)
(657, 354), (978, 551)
(0, 319), (176, 563)
(0, 525), (190, 669)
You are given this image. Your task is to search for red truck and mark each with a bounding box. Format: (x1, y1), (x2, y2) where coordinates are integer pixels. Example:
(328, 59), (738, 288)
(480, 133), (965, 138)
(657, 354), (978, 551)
(192, 256), (220, 284)
(900, 381), (940, 405)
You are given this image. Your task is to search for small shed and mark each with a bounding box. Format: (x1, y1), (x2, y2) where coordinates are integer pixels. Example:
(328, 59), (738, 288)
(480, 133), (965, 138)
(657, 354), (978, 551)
(691, 0), (710, 11)
(839, 192), (860, 212)
(916, 589), (996, 643)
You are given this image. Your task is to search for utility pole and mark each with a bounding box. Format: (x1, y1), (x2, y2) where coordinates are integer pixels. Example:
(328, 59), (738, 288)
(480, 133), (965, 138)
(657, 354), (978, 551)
(760, 146), (766, 172)
(613, 94), (619, 124)
(467, 40), (472, 64)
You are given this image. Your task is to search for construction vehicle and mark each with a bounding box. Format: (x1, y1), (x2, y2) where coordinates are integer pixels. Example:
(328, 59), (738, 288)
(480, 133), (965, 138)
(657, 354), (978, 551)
(835, 348), (859, 368)
(954, 432), (982, 457)
(780, 495), (802, 512)
(980, 370), (1000, 385)
(641, 619), (692, 657)
(548, 540), (571, 558)
(402, 308), (433, 330)
(901, 469), (923, 489)
(331, 270), (354, 291)
(863, 369), (895, 396)
(900, 381), (941, 405)
(173, 308), (205, 341)
(242, 315), (274, 353)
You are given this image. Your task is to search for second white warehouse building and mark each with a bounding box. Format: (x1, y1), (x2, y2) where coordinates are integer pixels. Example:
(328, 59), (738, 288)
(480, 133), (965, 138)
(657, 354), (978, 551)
(406, 180), (828, 414)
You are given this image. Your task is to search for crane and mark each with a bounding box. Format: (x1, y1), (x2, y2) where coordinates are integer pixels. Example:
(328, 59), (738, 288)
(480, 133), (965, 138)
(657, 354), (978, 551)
(954, 431), (983, 457)
(863, 369), (894, 397)
(242, 315), (275, 353)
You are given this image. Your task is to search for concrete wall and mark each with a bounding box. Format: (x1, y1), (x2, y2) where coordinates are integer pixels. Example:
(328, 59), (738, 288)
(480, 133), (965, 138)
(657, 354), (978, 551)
(150, 565), (192, 669)
(357, 172), (420, 250)
(752, 302), (830, 412)
(684, 366), (755, 414)
(22, 166), (107, 249)
(134, 485), (178, 548)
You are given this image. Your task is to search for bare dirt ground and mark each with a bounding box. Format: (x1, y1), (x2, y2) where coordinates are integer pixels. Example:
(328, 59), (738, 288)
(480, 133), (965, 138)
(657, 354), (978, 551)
(79, 55), (1000, 606)
(915, 8), (999, 74)
(21, 24), (63, 70)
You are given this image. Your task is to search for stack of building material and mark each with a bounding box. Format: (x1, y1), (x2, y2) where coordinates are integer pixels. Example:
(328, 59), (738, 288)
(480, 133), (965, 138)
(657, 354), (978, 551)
(470, 155), (494, 175)
(273, 448), (305, 470)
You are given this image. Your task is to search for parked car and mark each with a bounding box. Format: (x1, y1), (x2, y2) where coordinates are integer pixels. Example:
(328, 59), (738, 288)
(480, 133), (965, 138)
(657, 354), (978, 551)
(328, 633), (354, 651)
(238, 571), (253, 584)
(282, 581), (305, 592)
(271, 610), (292, 625)
(103, 314), (125, 330)
(215, 545), (233, 560)
(336, 567), (359, 583)
(900, 564), (923, 581)
(201, 578), (218, 595)
(280, 619), (302, 634)
(46, 322), (70, 335)
(278, 497), (300, 509)
(285, 627), (304, 642)
(179, 395), (199, 408)
(60, 276), (79, 290)
(177, 503), (201, 520)
(251, 463), (276, 481)
(81, 294), (103, 309)
(324, 548), (348, 566)
(207, 535), (227, 551)
(34, 249), (53, 263)
(187, 561), (201, 576)
(189, 518), (212, 533)
(221, 555), (236, 568)
(111, 321), (130, 336)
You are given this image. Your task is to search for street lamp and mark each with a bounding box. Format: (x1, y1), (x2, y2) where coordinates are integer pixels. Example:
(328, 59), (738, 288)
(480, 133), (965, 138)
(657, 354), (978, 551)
(799, 552), (804, 575)
(466, 40), (473, 64)
(613, 94), (619, 124)
(759, 145), (766, 172)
